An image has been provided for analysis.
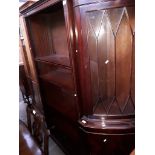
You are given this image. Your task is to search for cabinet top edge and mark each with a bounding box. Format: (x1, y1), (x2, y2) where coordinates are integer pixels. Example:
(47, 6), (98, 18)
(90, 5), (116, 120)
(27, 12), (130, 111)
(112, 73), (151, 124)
(20, 0), (62, 16)
(73, 0), (135, 7)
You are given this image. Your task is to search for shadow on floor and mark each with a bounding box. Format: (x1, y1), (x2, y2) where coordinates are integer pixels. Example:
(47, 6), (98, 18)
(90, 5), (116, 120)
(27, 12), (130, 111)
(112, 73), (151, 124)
(19, 89), (65, 155)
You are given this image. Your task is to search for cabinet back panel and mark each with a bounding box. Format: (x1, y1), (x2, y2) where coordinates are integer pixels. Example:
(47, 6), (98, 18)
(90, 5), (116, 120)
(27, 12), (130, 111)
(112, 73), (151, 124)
(27, 7), (69, 58)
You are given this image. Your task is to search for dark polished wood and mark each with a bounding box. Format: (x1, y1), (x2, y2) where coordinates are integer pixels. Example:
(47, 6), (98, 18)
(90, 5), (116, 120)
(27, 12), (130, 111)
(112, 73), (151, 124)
(39, 69), (74, 91)
(27, 7), (69, 59)
(20, 0), (135, 154)
(19, 0), (37, 13)
(20, 1), (81, 154)
(26, 105), (50, 155)
(19, 64), (32, 104)
(73, 0), (135, 154)
(20, 4), (43, 114)
(74, 0), (135, 116)
(40, 80), (78, 121)
(85, 132), (134, 155)
(130, 149), (135, 155)
(35, 55), (71, 68)
(79, 115), (135, 134)
(19, 120), (43, 155)
(73, 0), (134, 7)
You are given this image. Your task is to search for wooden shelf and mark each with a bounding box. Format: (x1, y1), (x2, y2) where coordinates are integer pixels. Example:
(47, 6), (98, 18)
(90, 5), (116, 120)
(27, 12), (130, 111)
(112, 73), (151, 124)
(35, 55), (71, 69)
(39, 69), (74, 91)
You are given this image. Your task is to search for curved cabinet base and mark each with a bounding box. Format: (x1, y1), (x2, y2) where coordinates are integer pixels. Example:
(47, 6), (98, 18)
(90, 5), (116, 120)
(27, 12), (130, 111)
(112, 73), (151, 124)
(79, 115), (135, 155)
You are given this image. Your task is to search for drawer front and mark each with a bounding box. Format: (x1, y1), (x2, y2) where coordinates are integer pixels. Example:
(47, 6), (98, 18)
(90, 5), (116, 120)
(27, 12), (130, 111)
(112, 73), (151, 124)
(86, 133), (135, 155)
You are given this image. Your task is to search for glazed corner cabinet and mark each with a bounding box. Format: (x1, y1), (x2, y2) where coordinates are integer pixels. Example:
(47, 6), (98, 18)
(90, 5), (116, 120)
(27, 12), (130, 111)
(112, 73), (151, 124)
(20, 0), (135, 155)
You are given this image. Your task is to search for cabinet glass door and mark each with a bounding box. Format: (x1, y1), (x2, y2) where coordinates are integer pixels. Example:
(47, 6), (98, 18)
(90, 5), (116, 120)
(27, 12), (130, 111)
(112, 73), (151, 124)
(78, 5), (135, 116)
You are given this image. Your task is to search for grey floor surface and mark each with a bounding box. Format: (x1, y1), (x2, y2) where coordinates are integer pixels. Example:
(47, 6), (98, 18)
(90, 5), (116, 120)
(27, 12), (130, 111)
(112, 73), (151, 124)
(19, 90), (65, 155)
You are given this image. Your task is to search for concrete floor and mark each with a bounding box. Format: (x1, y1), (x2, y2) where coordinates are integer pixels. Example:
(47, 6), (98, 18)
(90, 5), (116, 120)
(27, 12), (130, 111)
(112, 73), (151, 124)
(19, 90), (65, 155)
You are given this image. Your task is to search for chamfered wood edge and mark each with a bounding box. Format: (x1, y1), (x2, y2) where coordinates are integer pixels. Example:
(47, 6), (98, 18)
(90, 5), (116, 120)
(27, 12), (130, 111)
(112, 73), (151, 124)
(20, 0), (61, 15)
(78, 115), (135, 134)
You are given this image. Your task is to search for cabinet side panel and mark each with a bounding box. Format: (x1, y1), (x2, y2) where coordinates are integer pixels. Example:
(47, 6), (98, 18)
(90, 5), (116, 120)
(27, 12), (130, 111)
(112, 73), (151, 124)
(20, 16), (38, 82)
